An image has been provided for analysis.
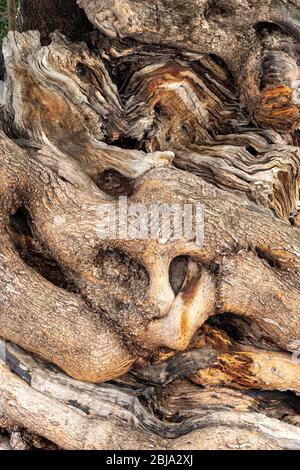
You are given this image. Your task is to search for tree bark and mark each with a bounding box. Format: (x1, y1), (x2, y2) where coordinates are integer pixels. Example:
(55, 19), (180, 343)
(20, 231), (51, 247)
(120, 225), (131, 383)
(0, 0), (299, 450)
(7, 1), (16, 32)
(17, 0), (93, 43)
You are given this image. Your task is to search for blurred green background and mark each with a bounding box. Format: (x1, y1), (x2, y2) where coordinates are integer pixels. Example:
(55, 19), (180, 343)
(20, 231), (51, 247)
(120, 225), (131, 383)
(0, 1), (19, 45)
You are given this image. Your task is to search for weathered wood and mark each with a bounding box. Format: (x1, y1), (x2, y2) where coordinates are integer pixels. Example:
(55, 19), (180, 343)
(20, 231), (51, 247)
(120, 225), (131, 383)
(0, 131), (299, 384)
(77, 0), (300, 131)
(192, 349), (300, 393)
(2, 28), (300, 217)
(187, 326), (300, 393)
(0, 343), (300, 450)
(0, 0), (299, 451)
(175, 134), (300, 218)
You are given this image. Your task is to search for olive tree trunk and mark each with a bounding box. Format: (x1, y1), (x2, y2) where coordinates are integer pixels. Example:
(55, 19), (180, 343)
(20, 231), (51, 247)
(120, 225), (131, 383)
(0, 0), (299, 450)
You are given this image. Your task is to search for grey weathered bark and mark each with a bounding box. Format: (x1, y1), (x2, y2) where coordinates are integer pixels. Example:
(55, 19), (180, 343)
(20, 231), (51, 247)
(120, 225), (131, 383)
(0, 0), (299, 450)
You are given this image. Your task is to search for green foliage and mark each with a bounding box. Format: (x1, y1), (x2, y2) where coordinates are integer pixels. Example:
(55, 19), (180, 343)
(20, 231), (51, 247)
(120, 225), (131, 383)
(0, 1), (9, 46)
(0, 1), (19, 46)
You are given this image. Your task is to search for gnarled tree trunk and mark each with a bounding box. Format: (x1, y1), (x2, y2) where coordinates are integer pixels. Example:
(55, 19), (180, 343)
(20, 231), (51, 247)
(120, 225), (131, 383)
(0, 0), (299, 450)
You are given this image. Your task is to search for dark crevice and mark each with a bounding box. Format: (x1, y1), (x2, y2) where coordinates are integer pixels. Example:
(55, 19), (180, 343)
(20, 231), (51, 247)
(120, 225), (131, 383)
(9, 206), (32, 237)
(67, 400), (90, 415)
(96, 169), (135, 196)
(247, 389), (300, 418)
(169, 256), (189, 296)
(139, 392), (185, 424)
(9, 206), (78, 293)
(206, 313), (247, 342)
(206, 313), (283, 352)
(254, 246), (282, 269)
(75, 62), (89, 78)
(246, 145), (258, 156)
(289, 209), (300, 226)
(204, 0), (235, 21)
(109, 136), (145, 151)
(255, 21), (287, 40)
(6, 349), (32, 385)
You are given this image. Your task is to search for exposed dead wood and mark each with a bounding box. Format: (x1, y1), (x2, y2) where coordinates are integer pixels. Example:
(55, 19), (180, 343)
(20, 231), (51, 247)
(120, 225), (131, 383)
(77, 0), (300, 130)
(192, 349), (300, 393)
(186, 326), (300, 393)
(0, 343), (300, 450)
(2, 27), (300, 218)
(175, 135), (300, 218)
